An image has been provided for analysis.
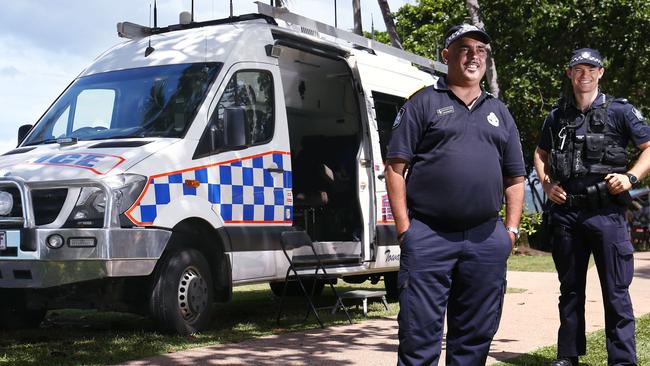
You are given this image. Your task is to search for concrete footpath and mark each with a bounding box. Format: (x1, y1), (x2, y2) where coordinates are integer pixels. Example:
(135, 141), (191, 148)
(119, 252), (650, 366)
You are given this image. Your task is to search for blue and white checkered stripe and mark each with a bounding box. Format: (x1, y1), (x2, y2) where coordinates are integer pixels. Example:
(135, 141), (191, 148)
(126, 152), (293, 225)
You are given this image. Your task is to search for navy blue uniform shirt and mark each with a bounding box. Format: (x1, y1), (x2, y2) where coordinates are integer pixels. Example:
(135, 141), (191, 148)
(387, 77), (525, 229)
(538, 93), (650, 194)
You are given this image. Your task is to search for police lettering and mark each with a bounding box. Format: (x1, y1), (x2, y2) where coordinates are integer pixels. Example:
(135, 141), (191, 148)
(34, 154), (105, 168)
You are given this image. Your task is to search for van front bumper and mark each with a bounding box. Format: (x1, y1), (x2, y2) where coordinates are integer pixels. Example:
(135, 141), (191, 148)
(0, 227), (171, 288)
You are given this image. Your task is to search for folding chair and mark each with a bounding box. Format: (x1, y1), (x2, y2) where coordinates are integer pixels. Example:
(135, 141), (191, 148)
(275, 231), (352, 328)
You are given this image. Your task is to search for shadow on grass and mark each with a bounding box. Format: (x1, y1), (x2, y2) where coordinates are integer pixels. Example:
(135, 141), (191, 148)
(0, 284), (396, 366)
(491, 353), (557, 366)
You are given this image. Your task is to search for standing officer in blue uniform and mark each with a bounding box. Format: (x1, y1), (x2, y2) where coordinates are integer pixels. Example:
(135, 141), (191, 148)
(385, 24), (525, 366)
(534, 48), (650, 366)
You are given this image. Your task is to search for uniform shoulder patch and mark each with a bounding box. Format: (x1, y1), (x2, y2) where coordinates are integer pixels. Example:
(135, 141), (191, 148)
(632, 107), (645, 121)
(392, 107), (406, 129)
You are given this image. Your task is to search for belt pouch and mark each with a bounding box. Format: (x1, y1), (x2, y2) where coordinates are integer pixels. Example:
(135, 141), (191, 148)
(585, 133), (605, 161)
(551, 151), (571, 181)
(573, 136), (587, 175)
(586, 184), (599, 209)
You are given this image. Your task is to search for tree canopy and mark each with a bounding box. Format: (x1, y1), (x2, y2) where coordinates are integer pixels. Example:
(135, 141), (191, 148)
(385, 0), (650, 168)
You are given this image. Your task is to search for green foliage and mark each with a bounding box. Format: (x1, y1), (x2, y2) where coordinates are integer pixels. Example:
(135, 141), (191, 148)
(392, 0), (650, 168)
(363, 30), (391, 45)
(500, 206), (542, 238)
(394, 1), (466, 60)
(520, 211), (542, 237)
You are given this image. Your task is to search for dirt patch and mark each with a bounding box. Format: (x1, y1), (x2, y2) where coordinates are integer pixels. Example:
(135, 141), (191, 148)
(513, 245), (551, 256)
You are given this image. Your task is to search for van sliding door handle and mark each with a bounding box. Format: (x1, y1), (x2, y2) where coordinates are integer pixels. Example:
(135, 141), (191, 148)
(267, 163), (284, 174)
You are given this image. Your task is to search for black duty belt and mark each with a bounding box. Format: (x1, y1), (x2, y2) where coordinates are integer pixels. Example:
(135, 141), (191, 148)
(564, 194), (589, 208)
(564, 191), (617, 209)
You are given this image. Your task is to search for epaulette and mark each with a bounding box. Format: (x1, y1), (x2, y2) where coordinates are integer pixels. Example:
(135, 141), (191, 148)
(613, 97), (629, 104)
(406, 84), (428, 101)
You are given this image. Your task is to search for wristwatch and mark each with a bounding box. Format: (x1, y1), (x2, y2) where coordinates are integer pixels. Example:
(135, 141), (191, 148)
(506, 226), (520, 240)
(626, 173), (639, 185)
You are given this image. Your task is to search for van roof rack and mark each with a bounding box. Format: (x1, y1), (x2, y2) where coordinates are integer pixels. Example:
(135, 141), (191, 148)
(117, 13), (277, 40)
(255, 2), (446, 74)
(117, 2), (445, 74)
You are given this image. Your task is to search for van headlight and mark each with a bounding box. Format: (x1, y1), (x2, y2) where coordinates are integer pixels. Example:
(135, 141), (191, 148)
(0, 191), (13, 216)
(66, 174), (147, 227)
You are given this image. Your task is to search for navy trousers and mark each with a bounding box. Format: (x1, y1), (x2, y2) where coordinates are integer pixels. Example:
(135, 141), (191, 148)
(397, 217), (512, 366)
(551, 206), (636, 365)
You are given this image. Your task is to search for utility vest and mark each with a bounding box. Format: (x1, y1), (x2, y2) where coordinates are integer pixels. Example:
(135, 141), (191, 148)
(549, 95), (628, 182)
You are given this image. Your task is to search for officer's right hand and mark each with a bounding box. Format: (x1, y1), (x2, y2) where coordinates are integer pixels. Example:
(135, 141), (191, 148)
(542, 180), (567, 204)
(396, 220), (410, 245)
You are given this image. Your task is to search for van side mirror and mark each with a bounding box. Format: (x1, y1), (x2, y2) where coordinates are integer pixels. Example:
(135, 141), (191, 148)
(17, 124), (33, 146)
(223, 107), (250, 148)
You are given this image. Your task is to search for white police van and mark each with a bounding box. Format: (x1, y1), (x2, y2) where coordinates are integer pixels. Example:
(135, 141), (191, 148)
(0, 3), (445, 334)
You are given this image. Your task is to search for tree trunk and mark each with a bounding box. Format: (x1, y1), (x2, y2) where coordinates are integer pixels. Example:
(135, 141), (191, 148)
(352, 0), (362, 35)
(377, 0), (403, 49)
(466, 0), (500, 99)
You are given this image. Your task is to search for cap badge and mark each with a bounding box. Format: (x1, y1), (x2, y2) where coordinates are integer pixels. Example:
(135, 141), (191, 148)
(487, 112), (499, 127)
(582, 51), (591, 59)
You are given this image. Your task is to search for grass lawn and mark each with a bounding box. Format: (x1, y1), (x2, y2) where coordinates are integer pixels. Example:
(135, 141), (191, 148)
(495, 313), (650, 365)
(507, 251), (595, 273)
(508, 254), (556, 272)
(0, 281), (397, 366)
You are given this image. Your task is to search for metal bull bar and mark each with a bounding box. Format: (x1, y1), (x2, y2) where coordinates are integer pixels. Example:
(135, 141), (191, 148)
(0, 177), (171, 288)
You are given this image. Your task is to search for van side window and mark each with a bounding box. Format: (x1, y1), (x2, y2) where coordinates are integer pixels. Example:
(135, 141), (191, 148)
(372, 91), (406, 162)
(195, 70), (274, 158)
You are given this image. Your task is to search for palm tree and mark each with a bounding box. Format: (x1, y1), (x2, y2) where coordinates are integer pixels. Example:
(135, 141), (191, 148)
(377, 0), (402, 49)
(352, 0), (362, 35)
(465, 0), (500, 98)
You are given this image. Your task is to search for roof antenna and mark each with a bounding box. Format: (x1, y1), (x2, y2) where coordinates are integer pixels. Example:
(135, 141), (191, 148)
(191, 0), (194, 22)
(145, 0), (156, 57)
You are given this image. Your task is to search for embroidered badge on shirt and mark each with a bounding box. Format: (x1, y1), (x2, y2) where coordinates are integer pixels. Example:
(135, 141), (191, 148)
(487, 112), (499, 127)
(392, 107), (406, 129)
(633, 107), (645, 121)
(436, 106), (454, 116)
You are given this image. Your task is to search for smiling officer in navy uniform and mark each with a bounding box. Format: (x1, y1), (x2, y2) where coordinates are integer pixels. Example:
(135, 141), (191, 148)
(385, 24), (525, 366)
(534, 48), (650, 366)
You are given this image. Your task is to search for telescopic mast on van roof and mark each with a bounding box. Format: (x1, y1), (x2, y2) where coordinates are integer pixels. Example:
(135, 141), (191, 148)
(117, 1), (447, 75)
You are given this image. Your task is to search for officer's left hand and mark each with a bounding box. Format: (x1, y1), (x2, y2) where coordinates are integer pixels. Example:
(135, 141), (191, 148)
(605, 173), (632, 194)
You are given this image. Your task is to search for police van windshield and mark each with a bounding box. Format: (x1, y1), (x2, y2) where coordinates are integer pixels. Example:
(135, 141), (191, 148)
(23, 63), (222, 145)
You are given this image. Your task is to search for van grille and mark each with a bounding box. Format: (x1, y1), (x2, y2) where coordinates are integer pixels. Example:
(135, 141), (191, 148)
(0, 188), (68, 228)
(32, 189), (68, 225)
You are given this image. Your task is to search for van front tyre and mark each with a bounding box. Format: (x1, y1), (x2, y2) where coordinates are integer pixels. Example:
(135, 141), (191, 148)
(149, 248), (214, 335)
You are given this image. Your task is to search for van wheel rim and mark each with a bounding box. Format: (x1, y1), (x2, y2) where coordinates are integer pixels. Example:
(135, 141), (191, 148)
(177, 267), (208, 321)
